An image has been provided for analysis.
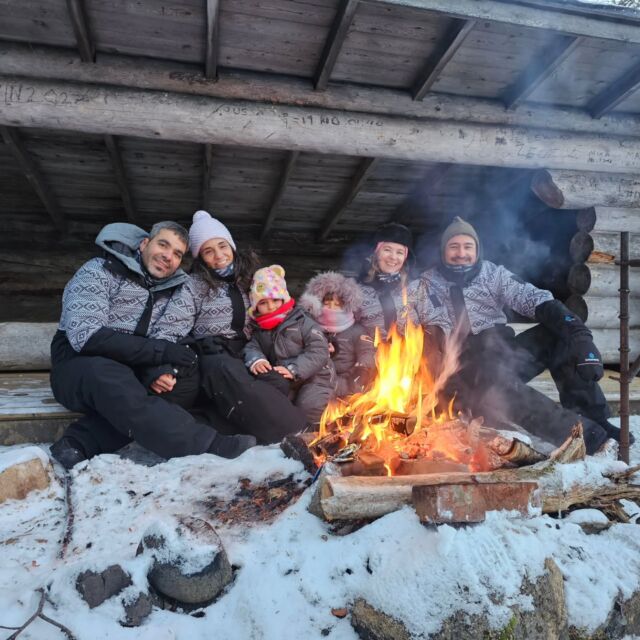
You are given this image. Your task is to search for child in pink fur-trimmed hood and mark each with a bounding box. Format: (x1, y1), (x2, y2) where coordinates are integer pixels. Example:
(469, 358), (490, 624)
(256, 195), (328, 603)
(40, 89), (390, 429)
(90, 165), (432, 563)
(300, 271), (376, 397)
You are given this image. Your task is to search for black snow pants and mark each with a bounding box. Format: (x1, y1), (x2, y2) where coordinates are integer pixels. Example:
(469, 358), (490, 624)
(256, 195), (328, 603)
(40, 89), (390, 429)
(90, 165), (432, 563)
(199, 352), (308, 443)
(445, 324), (609, 453)
(51, 343), (218, 459)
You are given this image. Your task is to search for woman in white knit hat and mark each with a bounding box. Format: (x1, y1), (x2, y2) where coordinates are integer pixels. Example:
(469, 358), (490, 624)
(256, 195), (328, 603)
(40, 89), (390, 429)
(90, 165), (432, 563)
(188, 210), (307, 443)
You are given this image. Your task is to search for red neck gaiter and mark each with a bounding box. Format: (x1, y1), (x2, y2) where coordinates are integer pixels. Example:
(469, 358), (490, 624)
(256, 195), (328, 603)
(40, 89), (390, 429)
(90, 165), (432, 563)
(254, 298), (295, 330)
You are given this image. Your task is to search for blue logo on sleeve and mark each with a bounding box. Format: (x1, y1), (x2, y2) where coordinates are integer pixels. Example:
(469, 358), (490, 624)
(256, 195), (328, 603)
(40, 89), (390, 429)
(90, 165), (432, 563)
(564, 315), (575, 322)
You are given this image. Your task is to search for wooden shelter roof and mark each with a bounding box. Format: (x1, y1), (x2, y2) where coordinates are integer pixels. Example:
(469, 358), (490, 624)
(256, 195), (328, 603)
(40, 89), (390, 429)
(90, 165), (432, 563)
(1, 0), (639, 264)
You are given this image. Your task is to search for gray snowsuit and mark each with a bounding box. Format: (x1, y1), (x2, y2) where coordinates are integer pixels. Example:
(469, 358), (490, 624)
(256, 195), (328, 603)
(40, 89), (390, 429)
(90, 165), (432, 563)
(244, 306), (336, 425)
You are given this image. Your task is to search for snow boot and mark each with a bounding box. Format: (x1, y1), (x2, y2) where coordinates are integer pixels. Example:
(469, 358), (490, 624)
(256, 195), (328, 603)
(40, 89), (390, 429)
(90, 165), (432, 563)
(600, 421), (636, 446)
(208, 433), (257, 459)
(50, 436), (88, 470)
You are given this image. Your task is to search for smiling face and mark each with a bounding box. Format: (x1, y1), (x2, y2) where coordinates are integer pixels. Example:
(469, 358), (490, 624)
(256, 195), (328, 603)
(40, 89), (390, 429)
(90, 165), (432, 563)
(444, 234), (478, 266)
(375, 242), (408, 274)
(139, 229), (187, 279)
(199, 237), (234, 270)
(256, 298), (284, 315)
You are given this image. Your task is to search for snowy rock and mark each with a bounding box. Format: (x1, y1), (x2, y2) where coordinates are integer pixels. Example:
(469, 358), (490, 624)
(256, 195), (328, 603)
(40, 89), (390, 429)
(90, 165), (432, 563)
(578, 589), (640, 639)
(0, 449), (51, 503)
(76, 565), (132, 608)
(139, 516), (233, 605)
(121, 592), (153, 627)
(352, 558), (567, 640)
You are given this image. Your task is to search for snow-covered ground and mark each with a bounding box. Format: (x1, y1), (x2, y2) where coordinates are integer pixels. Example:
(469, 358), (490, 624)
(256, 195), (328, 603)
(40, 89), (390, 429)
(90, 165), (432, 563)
(0, 418), (639, 640)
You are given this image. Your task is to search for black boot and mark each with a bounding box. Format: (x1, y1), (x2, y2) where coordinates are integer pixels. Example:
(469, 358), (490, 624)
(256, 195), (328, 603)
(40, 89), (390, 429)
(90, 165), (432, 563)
(208, 433), (257, 459)
(600, 421), (636, 446)
(50, 437), (88, 470)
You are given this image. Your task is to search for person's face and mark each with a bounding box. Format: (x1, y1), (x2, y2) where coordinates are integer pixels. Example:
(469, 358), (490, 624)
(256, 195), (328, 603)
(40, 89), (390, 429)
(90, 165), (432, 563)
(139, 229), (187, 279)
(256, 298), (283, 315)
(199, 237), (234, 270)
(376, 242), (408, 274)
(444, 234), (478, 266)
(323, 294), (343, 310)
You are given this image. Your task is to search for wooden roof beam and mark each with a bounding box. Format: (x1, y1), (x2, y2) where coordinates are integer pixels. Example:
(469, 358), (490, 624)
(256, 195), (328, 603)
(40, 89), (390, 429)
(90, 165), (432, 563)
(412, 19), (475, 101)
(261, 151), (299, 241)
(318, 157), (378, 241)
(502, 35), (583, 110)
(65, 0), (95, 62)
(0, 126), (66, 232)
(205, 0), (220, 80)
(369, 0), (640, 45)
(104, 134), (137, 223)
(202, 144), (214, 210)
(314, 0), (359, 90)
(588, 62), (640, 118)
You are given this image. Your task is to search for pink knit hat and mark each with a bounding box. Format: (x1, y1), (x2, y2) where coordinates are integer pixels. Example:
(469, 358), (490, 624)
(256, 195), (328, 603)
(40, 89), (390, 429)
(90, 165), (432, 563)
(188, 210), (236, 258)
(249, 265), (291, 313)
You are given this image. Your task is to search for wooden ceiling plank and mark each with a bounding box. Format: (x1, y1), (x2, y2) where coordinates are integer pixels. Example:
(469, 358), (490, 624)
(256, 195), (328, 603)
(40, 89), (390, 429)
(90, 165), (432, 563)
(65, 0), (95, 62)
(318, 157), (378, 241)
(369, 0), (640, 46)
(205, 0), (220, 80)
(502, 35), (583, 109)
(104, 134), (137, 223)
(412, 19), (476, 101)
(588, 61), (640, 118)
(314, 0), (359, 90)
(261, 151), (300, 241)
(0, 126), (66, 231)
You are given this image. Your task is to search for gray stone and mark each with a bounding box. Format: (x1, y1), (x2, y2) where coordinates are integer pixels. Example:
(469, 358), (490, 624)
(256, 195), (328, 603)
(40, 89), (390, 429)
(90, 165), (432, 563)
(139, 516), (233, 606)
(351, 599), (412, 640)
(577, 589), (640, 639)
(76, 565), (132, 608)
(121, 592), (153, 627)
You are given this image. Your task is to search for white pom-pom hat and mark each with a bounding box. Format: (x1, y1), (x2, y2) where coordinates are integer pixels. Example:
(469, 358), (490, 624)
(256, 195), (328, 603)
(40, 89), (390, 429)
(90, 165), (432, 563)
(188, 210), (236, 258)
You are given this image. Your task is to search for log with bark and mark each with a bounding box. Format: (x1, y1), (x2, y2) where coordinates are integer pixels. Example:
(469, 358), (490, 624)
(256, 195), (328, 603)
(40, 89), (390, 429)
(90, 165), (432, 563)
(309, 426), (640, 522)
(532, 170), (640, 209)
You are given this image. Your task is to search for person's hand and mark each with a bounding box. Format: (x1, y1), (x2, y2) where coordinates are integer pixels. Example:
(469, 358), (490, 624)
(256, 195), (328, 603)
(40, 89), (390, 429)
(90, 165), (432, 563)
(150, 373), (177, 394)
(250, 359), (272, 375)
(274, 365), (294, 379)
(570, 335), (604, 382)
(162, 342), (197, 367)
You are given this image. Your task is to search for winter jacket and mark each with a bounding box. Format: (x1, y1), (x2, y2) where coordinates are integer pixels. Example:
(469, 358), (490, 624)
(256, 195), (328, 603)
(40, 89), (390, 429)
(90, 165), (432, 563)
(326, 324), (376, 396)
(191, 272), (250, 341)
(418, 261), (553, 336)
(55, 223), (197, 376)
(244, 306), (336, 390)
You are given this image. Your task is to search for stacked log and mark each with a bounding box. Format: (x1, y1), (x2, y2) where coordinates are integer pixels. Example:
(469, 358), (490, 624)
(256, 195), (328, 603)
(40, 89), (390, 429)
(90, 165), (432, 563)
(532, 170), (640, 364)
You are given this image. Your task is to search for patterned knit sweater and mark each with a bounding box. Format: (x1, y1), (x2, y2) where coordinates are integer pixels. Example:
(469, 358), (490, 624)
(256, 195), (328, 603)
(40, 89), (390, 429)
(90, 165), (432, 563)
(59, 224), (197, 352)
(190, 272), (250, 340)
(418, 261), (553, 336)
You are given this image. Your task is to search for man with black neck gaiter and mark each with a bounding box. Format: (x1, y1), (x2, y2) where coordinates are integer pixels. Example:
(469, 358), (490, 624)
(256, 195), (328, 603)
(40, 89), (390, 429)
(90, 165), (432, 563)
(417, 216), (623, 454)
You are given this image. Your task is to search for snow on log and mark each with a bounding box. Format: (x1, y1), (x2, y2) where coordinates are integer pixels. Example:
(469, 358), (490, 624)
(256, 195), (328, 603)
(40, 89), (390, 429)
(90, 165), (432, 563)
(0, 448), (51, 503)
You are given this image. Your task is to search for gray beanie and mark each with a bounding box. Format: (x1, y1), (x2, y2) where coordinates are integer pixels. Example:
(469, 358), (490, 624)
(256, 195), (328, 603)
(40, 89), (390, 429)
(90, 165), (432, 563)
(440, 216), (480, 260)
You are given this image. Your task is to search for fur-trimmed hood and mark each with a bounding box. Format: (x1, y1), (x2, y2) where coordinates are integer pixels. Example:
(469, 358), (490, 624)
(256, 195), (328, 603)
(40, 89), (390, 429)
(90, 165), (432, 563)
(300, 271), (363, 319)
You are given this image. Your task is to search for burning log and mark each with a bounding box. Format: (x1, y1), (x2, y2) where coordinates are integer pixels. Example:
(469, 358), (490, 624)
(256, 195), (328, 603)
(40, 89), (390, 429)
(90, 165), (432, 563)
(308, 425), (640, 522)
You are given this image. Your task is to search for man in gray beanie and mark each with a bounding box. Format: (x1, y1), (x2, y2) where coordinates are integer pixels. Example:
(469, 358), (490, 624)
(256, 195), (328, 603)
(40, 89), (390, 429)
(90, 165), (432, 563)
(416, 216), (625, 454)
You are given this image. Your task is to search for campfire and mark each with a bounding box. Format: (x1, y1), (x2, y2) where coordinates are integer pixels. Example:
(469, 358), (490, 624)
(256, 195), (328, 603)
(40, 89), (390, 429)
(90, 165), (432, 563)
(309, 319), (544, 477)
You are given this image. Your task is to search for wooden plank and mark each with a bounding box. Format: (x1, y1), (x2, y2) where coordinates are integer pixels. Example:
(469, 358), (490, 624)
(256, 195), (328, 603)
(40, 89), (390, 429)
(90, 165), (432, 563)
(315, 0), (359, 90)
(205, 0), (220, 79)
(3, 76), (640, 173)
(318, 157), (378, 240)
(412, 19), (475, 100)
(0, 126), (66, 231)
(202, 143), (214, 209)
(373, 0), (640, 46)
(502, 35), (583, 109)
(103, 134), (136, 223)
(260, 151), (300, 241)
(4, 43), (640, 137)
(65, 0), (95, 62)
(588, 60), (640, 118)
(0, 373), (79, 419)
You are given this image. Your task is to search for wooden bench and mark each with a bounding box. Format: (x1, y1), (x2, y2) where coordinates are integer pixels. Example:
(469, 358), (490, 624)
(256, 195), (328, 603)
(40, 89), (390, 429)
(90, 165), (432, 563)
(0, 323), (637, 446)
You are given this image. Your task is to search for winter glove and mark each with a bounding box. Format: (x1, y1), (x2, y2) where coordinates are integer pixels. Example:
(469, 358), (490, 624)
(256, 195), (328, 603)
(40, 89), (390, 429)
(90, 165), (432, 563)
(569, 335), (604, 382)
(534, 299), (603, 382)
(160, 342), (198, 367)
